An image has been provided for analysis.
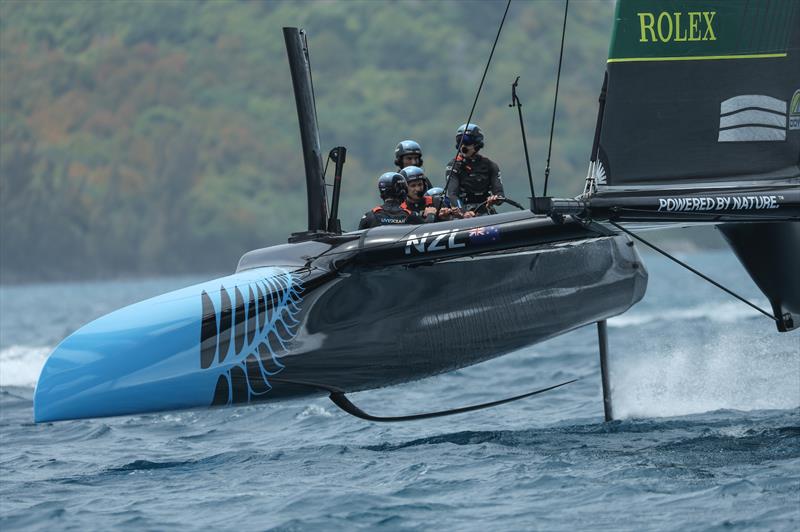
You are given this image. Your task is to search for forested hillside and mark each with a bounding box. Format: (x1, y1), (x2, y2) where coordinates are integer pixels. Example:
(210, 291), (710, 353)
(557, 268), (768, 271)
(1, 0), (615, 281)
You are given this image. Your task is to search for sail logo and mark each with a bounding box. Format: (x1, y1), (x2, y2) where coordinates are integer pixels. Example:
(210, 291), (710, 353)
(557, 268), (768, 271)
(593, 161), (607, 185)
(790, 89), (800, 131)
(404, 229), (466, 255)
(718, 95), (787, 142)
(658, 196), (779, 212)
(637, 11), (716, 43)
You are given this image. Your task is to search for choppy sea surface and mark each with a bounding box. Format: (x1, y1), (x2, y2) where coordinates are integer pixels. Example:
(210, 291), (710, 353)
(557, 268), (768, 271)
(1, 249), (798, 531)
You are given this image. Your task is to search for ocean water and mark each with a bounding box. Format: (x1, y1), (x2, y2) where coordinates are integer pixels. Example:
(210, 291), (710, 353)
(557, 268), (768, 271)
(1, 250), (798, 531)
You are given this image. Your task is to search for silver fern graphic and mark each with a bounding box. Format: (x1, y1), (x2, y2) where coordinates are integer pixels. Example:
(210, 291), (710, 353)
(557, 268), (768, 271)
(200, 269), (304, 406)
(581, 160), (607, 197)
(718, 95), (787, 142)
(594, 161), (607, 185)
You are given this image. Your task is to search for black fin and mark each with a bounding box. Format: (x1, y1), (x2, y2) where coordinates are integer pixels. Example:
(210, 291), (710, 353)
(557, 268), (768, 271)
(328, 379), (579, 422)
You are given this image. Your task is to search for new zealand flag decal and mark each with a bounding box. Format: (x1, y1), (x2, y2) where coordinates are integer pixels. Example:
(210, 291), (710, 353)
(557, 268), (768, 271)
(468, 226), (500, 244)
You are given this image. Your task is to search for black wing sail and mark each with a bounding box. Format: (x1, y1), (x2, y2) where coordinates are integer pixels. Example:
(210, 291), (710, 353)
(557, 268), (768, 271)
(562, 0), (800, 331)
(584, 0), (799, 222)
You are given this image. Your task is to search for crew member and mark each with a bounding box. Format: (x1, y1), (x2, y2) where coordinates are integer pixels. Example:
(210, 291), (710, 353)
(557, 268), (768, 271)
(394, 140), (424, 171)
(358, 172), (425, 229)
(445, 123), (504, 216)
(399, 166), (442, 221)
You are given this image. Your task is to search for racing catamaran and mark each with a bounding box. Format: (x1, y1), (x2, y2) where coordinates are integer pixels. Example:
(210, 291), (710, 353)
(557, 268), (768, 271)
(34, 0), (798, 423)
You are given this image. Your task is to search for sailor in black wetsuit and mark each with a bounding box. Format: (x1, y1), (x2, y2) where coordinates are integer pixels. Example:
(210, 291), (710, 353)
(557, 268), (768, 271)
(394, 140), (424, 171)
(445, 123), (504, 217)
(358, 172), (425, 229)
(399, 166), (439, 221)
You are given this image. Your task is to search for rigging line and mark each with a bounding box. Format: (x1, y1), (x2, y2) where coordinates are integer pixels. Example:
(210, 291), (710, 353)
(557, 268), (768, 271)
(438, 0), (512, 218)
(509, 76), (536, 200)
(607, 221), (779, 323)
(472, 195), (525, 214)
(543, 0), (569, 198)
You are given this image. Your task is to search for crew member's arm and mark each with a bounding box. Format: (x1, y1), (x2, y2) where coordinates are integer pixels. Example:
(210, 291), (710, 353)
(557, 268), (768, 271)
(358, 212), (376, 229)
(423, 206), (438, 223)
(490, 161), (504, 197)
(486, 161), (505, 206)
(445, 158), (462, 207)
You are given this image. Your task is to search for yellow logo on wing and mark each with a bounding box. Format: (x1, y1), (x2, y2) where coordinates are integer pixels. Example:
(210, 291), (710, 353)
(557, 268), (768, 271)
(637, 11), (716, 43)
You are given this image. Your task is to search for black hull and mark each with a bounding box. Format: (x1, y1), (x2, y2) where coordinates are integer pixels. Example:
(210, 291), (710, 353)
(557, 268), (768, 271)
(239, 214), (648, 400)
(35, 214), (648, 421)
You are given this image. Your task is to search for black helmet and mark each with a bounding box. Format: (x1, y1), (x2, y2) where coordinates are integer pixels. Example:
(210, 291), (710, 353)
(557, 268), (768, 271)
(377, 172), (408, 201)
(455, 123), (484, 150)
(399, 165), (433, 190)
(394, 140), (423, 168)
(425, 186), (450, 208)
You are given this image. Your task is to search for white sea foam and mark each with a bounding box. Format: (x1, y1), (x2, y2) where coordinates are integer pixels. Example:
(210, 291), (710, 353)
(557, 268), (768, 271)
(612, 330), (800, 419)
(0, 345), (51, 388)
(608, 301), (760, 328)
(296, 404), (334, 419)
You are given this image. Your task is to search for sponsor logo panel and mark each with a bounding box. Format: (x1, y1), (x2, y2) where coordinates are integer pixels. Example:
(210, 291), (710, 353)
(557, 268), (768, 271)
(718, 94), (787, 142)
(790, 89), (800, 131)
(404, 226), (501, 255)
(657, 195), (781, 212)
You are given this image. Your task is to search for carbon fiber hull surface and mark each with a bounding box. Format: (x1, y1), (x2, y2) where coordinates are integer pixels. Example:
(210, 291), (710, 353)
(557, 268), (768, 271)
(269, 233), (647, 399)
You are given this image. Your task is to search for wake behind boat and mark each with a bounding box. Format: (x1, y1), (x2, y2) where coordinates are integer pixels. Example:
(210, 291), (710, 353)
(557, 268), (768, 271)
(34, 0), (799, 424)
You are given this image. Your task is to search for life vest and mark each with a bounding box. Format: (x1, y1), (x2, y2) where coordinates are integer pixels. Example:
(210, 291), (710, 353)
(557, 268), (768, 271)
(400, 195), (433, 216)
(447, 154), (499, 204)
(369, 202), (412, 225)
(372, 205), (411, 215)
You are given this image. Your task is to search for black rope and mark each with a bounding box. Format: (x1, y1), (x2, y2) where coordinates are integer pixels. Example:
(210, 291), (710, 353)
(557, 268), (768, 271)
(543, 0), (569, 197)
(471, 196), (525, 214)
(608, 221), (779, 323)
(509, 76), (536, 201)
(439, 0), (512, 218)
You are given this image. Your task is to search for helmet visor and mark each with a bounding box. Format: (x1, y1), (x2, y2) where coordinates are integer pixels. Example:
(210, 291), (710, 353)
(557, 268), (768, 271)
(459, 134), (479, 146)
